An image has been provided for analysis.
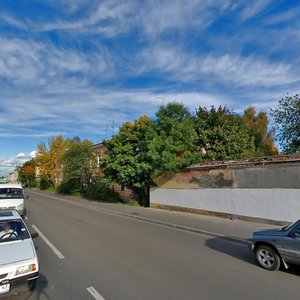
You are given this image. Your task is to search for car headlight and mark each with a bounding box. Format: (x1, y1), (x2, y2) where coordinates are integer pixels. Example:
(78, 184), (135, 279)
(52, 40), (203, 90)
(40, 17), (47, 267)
(15, 264), (37, 276)
(16, 203), (24, 210)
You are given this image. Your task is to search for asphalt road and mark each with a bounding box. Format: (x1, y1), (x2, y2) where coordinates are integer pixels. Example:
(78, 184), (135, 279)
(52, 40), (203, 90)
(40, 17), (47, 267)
(5, 190), (300, 300)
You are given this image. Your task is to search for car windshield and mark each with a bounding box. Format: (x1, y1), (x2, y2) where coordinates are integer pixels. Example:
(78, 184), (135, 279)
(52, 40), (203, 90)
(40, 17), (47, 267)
(0, 219), (30, 243)
(0, 188), (23, 199)
(282, 221), (297, 231)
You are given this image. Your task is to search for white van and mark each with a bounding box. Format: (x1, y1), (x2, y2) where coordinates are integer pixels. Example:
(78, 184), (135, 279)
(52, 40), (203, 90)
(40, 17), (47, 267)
(0, 184), (27, 217)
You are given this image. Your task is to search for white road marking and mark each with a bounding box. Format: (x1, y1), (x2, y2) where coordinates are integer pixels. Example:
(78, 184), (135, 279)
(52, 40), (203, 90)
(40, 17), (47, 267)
(87, 287), (105, 300)
(25, 216), (29, 220)
(31, 225), (65, 259)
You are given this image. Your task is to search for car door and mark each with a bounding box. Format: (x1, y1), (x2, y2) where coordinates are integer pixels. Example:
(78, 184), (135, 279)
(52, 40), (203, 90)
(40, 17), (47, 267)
(282, 223), (300, 264)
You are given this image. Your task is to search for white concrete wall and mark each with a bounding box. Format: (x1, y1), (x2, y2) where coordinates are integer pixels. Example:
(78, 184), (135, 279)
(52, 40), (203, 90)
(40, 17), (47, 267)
(150, 187), (300, 222)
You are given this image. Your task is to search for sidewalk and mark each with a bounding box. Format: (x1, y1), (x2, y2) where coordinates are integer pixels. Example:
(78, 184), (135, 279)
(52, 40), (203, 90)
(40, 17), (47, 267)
(29, 189), (285, 243)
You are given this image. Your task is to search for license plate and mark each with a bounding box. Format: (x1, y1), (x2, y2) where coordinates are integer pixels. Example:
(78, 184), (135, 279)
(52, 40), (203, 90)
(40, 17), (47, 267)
(0, 283), (10, 294)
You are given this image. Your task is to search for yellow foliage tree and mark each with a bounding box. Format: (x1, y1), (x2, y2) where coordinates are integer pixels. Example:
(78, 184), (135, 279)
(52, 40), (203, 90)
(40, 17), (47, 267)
(36, 135), (70, 186)
(243, 107), (277, 156)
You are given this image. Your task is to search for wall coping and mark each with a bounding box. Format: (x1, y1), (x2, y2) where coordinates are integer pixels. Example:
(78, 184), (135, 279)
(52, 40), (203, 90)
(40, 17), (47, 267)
(186, 154), (300, 171)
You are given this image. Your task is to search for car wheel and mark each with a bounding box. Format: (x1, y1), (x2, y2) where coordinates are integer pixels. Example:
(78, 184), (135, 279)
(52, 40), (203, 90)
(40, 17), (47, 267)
(255, 245), (280, 271)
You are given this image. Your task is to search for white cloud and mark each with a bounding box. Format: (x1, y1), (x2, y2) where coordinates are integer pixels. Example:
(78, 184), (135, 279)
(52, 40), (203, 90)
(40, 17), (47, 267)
(265, 7), (300, 25)
(0, 83), (228, 138)
(0, 13), (28, 30)
(0, 37), (114, 87)
(0, 0), (233, 38)
(200, 54), (293, 86)
(30, 151), (38, 158)
(20, 0), (138, 37)
(0, 151), (36, 176)
(138, 0), (234, 39)
(46, 0), (93, 13)
(238, 0), (272, 21)
(139, 44), (296, 87)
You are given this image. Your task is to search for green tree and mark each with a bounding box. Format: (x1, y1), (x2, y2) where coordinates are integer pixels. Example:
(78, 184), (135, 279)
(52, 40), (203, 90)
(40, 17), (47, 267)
(193, 106), (255, 160)
(101, 104), (201, 205)
(101, 115), (155, 203)
(148, 103), (201, 176)
(271, 94), (300, 153)
(243, 107), (278, 156)
(61, 139), (96, 193)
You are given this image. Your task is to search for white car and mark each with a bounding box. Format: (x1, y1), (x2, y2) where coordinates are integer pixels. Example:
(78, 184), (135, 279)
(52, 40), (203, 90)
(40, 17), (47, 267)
(0, 184), (27, 217)
(0, 210), (39, 296)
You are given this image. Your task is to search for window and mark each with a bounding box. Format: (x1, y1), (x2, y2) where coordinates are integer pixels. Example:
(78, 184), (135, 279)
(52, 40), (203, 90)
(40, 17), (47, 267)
(0, 188), (23, 199)
(0, 219), (30, 242)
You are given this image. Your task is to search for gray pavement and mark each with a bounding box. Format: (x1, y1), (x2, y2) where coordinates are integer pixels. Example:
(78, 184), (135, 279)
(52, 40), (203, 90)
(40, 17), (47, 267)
(15, 189), (300, 300)
(28, 189), (281, 242)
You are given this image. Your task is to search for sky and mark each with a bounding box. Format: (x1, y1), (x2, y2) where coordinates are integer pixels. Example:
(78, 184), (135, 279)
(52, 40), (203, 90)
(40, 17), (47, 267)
(0, 0), (300, 176)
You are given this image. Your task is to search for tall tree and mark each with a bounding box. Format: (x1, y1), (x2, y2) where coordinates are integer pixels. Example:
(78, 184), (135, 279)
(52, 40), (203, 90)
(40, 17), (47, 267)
(18, 159), (36, 187)
(36, 135), (69, 186)
(101, 115), (154, 195)
(193, 106), (255, 160)
(148, 103), (201, 176)
(243, 107), (277, 156)
(271, 94), (300, 153)
(101, 104), (201, 204)
(62, 139), (96, 191)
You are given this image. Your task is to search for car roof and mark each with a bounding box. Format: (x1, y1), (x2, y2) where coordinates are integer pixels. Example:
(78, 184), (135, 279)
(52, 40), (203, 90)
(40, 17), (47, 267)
(0, 184), (23, 189)
(0, 210), (22, 220)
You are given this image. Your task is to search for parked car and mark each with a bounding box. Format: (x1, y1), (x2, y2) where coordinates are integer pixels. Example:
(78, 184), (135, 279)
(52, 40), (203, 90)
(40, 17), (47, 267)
(0, 210), (39, 296)
(0, 184), (27, 217)
(248, 219), (300, 271)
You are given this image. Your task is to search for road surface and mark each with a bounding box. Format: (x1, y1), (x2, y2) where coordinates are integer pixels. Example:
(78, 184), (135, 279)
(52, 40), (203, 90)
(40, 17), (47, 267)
(5, 190), (300, 300)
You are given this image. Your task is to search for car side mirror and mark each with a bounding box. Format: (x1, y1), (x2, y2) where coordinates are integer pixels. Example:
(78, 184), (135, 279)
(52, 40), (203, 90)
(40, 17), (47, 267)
(30, 232), (38, 239)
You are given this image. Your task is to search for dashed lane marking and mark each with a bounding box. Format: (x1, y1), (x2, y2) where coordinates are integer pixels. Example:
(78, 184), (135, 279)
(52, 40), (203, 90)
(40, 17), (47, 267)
(87, 287), (105, 300)
(32, 224), (65, 259)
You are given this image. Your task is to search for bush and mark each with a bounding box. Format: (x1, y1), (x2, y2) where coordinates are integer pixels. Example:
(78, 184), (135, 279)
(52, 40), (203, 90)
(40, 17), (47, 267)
(39, 177), (54, 190)
(57, 177), (121, 202)
(84, 178), (120, 202)
(125, 199), (140, 206)
(57, 180), (80, 195)
(29, 179), (37, 188)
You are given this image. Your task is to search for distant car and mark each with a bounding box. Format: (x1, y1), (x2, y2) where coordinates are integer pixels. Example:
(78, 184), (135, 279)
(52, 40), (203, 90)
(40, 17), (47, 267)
(0, 210), (39, 296)
(248, 219), (300, 271)
(0, 184), (27, 217)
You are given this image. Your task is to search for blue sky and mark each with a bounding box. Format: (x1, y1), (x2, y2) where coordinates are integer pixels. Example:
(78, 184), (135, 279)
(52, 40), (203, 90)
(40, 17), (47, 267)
(0, 0), (300, 176)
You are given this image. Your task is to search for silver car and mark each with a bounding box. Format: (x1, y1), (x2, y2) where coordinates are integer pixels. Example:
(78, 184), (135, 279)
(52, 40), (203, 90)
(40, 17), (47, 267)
(248, 219), (300, 271)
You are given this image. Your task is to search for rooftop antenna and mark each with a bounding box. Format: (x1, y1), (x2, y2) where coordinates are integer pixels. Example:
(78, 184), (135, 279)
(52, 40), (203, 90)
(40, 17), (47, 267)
(111, 120), (115, 136)
(104, 125), (109, 140)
